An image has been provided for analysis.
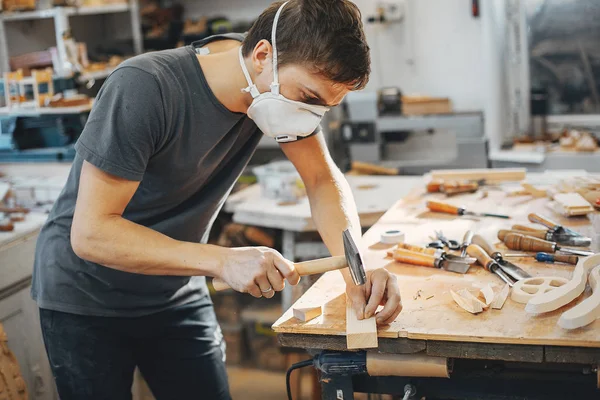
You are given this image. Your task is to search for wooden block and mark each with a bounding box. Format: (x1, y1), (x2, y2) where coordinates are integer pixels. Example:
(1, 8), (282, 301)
(350, 161), (398, 176)
(293, 306), (322, 322)
(346, 296), (378, 349)
(553, 193), (594, 216)
(402, 96), (452, 115)
(491, 284), (510, 310)
(430, 168), (526, 183)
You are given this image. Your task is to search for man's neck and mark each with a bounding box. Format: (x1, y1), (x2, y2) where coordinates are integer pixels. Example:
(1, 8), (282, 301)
(197, 44), (253, 114)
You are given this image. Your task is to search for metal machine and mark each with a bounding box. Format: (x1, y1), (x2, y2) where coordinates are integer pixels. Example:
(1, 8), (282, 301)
(341, 91), (488, 174)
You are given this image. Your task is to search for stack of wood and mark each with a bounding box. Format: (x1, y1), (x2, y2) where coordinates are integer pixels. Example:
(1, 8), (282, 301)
(559, 129), (599, 152)
(549, 176), (600, 212)
(0, 183), (29, 232)
(0, 324), (28, 400)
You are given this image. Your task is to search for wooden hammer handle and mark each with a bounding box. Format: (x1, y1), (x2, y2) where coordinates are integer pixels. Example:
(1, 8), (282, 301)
(392, 249), (437, 268)
(503, 233), (556, 253)
(466, 244), (494, 270)
(528, 213), (559, 230)
(498, 229), (546, 241)
(212, 255), (347, 292)
(426, 201), (461, 215)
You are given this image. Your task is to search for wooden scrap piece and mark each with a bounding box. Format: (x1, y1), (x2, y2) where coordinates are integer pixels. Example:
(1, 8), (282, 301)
(430, 168), (526, 183)
(458, 288), (489, 310)
(346, 295), (378, 349)
(558, 264), (600, 330)
(480, 285), (495, 307)
(491, 284), (510, 310)
(293, 306), (322, 322)
(450, 290), (483, 314)
(552, 193), (594, 216)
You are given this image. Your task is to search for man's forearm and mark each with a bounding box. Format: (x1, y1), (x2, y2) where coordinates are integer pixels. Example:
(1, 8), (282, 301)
(305, 166), (364, 285)
(71, 215), (225, 277)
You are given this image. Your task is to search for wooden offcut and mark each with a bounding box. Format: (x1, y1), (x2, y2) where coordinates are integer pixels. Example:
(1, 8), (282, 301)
(346, 296), (378, 349)
(402, 96), (452, 116)
(430, 168), (526, 183)
(293, 306), (322, 322)
(552, 193), (594, 216)
(491, 284), (510, 310)
(450, 290), (483, 314)
(0, 324), (28, 400)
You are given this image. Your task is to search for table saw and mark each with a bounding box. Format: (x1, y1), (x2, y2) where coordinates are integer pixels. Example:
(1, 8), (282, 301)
(273, 173), (600, 400)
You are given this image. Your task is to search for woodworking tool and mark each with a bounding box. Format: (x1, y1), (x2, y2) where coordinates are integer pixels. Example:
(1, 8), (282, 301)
(391, 243), (472, 262)
(427, 230), (460, 250)
(466, 244), (515, 286)
(528, 213), (582, 238)
(459, 230), (474, 257)
(212, 229), (366, 291)
(504, 252), (579, 265)
(471, 234), (530, 281)
(510, 225), (591, 247)
(426, 200), (510, 219)
(500, 232), (593, 257)
(391, 248), (475, 274)
(426, 179), (479, 196)
(380, 229), (405, 244)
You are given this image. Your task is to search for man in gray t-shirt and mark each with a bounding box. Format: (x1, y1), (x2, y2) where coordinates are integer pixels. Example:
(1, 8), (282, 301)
(33, 1), (402, 398)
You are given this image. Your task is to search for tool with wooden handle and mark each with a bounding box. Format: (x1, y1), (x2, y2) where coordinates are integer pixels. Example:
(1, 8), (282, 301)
(212, 229), (366, 292)
(391, 248), (475, 274)
(391, 243), (470, 262)
(501, 233), (593, 257)
(472, 235), (530, 281)
(426, 201), (510, 219)
(459, 231), (474, 257)
(528, 213), (581, 238)
(504, 252), (579, 265)
(466, 244), (515, 286)
(511, 225), (591, 247)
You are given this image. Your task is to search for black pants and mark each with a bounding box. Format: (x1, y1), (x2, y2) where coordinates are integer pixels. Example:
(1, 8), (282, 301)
(39, 297), (231, 400)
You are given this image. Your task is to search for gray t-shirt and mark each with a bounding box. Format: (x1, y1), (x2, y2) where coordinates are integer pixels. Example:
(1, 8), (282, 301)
(31, 33), (262, 317)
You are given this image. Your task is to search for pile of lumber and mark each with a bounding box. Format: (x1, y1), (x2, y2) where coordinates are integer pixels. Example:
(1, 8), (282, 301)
(559, 129), (599, 152)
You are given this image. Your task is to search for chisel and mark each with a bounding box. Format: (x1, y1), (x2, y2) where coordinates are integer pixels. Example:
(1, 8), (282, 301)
(511, 225), (591, 247)
(459, 230), (474, 257)
(528, 213), (582, 238)
(426, 201), (510, 219)
(501, 232), (593, 257)
(391, 248), (475, 274)
(466, 244), (515, 286)
(391, 243), (472, 262)
(504, 252), (579, 265)
(472, 234), (531, 281)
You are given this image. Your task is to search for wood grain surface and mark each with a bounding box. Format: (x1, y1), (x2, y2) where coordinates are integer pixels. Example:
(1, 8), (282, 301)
(273, 186), (600, 348)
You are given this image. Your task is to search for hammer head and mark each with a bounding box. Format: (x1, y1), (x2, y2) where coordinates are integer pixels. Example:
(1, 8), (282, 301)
(343, 229), (367, 286)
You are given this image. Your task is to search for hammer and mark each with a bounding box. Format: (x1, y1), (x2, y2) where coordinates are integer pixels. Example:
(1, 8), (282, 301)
(211, 229), (367, 291)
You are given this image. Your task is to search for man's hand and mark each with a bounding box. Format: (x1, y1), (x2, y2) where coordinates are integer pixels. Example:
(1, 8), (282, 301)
(218, 247), (301, 298)
(346, 268), (402, 325)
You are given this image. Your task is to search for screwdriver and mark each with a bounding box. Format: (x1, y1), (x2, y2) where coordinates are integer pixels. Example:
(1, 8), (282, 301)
(501, 232), (593, 257)
(504, 252), (579, 265)
(426, 201), (510, 219)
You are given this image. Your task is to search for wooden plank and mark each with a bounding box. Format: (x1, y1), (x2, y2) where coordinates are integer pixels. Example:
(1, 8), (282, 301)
(346, 296), (378, 349)
(273, 187), (600, 348)
(430, 168), (526, 182)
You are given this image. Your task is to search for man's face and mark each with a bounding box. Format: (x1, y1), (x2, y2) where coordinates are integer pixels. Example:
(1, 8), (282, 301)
(253, 60), (350, 108)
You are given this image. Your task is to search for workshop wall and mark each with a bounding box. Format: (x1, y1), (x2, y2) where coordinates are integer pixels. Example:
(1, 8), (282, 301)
(355, 0), (485, 112)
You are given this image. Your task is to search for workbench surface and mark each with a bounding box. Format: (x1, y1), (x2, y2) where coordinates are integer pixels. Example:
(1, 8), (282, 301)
(273, 182), (600, 353)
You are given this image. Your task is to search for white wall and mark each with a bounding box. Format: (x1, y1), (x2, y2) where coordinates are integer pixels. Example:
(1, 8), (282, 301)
(354, 0), (485, 111)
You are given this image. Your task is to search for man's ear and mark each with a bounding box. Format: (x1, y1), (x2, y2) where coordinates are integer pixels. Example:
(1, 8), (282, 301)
(252, 39), (272, 74)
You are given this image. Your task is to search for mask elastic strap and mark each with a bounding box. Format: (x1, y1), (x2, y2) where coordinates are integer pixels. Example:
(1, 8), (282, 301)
(239, 47), (260, 98)
(270, 1), (288, 95)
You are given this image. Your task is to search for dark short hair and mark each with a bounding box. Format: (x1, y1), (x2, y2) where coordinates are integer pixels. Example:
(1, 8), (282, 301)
(242, 0), (370, 90)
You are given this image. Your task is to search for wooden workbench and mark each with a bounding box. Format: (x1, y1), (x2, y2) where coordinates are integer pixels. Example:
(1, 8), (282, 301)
(273, 179), (600, 365)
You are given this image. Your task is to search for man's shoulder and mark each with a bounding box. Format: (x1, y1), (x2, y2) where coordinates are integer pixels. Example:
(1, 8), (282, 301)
(115, 47), (192, 83)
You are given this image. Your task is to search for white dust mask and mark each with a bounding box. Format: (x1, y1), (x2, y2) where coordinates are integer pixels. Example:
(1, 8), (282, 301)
(238, 1), (329, 143)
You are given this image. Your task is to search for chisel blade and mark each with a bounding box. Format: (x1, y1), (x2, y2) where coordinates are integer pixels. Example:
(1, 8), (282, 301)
(444, 254), (477, 264)
(496, 258), (531, 281)
(552, 235), (592, 247)
(439, 259), (471, 274)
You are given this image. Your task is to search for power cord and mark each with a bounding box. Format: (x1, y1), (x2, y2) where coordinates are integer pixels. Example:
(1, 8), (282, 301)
(286, 358), (314, 400)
